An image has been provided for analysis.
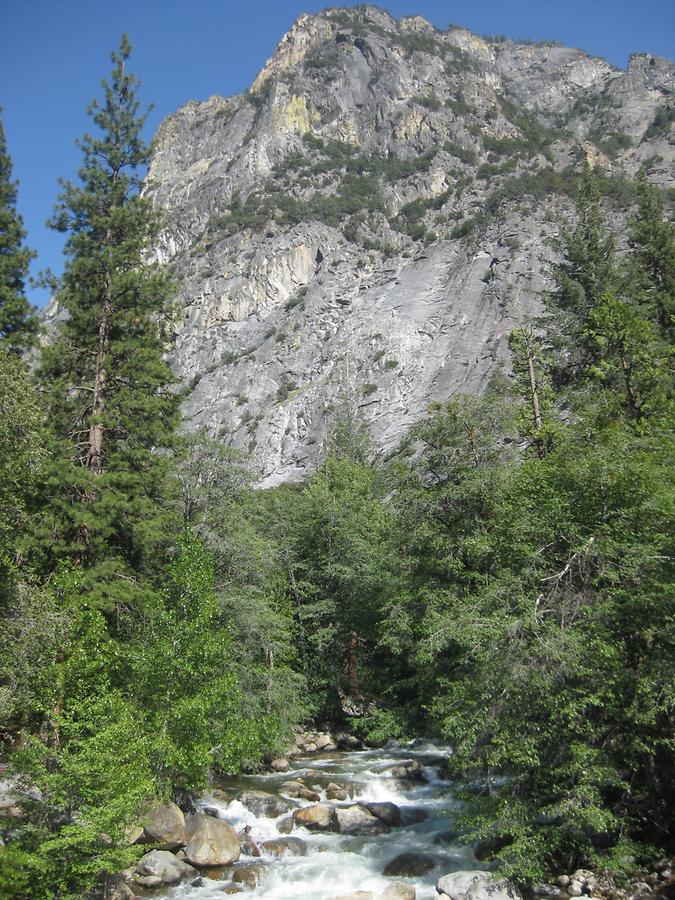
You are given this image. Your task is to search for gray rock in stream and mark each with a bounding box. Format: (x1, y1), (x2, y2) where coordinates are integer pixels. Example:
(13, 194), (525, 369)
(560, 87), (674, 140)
(437, 871), (523, 900)
(336, 803), (390, 835)
(239, 789), (294, 817)
(134, 849), (188, 884)
(383, 852), (436, 877)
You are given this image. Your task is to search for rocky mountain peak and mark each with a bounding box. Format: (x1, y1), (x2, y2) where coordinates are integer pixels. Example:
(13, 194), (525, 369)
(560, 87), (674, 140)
(144, 6), (674, 486)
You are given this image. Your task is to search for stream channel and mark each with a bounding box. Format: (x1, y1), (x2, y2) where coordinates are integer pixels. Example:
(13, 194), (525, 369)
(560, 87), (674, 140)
(159, 740), (484, 900)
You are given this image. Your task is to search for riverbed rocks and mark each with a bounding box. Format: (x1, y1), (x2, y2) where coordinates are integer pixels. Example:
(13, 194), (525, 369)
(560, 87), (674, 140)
(232, 863), (265, 887)
(293, 802), (338, 831)
(384, 760), (426, 781)
(238, 825), (261, 857)
(134, 849), (194, 885)
(336, 803), (390, 835)
(326, 782), (350, 801)
(184, 812), (241, 867)
(365, 801), (403, 827)
(239, 789), (294, 818)
(141, 801), (187, 850)
(280, 779), (321, 802)
(261, 836), (308, 857)
(436, 871), (523, 900)
(384, 852), (435, 876)
(383, 884), (417, 900)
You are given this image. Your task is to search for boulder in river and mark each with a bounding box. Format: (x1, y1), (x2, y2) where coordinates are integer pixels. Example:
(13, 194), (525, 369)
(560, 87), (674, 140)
(383, 852), (435, 877)
(260, 836), (308, 857)
(383, 883), (417, 899)
(270, 757), (290, 772)
(293, 803), (338, 831)
(280, 780), (321, 802)
(141, 801), (188, 849)
(184, 812), (240, 867)
(232, 863), (264, 888)
(437, 871), (522, 900)
(364, 801), (402, 827)
(326, 782), (349, 801)
(384, 760), (426, 781)
(276, 814), (294, 834)
(336, 733), (362, 750)
(239, 789), (294, 818)
(336, 804), (389, 835)
(134, 849), (187, 884)
(238, 825), (260, 857)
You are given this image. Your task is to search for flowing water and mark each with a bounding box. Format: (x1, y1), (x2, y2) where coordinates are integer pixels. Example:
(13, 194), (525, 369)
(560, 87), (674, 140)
(161, 740), (481, 899)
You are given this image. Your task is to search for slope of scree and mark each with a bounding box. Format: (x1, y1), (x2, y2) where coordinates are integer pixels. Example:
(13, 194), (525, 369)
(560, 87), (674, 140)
(144, 5), (674, 486)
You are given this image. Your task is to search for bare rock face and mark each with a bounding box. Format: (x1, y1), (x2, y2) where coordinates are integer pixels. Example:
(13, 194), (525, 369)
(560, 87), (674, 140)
(142, 800), (188, 849)
(144, 6), (674, 484)
(184, 812), (241, 867)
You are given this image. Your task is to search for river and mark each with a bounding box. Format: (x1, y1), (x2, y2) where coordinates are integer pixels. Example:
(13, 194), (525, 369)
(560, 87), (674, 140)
(158, 739), (483, 899)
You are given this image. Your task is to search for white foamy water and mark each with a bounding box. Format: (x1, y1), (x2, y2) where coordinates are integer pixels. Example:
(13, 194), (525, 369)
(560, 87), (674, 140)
(158, 740), (478, 900)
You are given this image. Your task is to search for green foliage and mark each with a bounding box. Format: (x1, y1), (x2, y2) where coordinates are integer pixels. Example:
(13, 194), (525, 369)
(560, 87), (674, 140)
(35, 36), (181, 611)
(0, 350), (46, 602)
(0, 111), (38, 351)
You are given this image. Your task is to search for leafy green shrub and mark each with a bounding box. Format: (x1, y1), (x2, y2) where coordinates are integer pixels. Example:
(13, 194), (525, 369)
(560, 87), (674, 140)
(362, 383), (378, 397)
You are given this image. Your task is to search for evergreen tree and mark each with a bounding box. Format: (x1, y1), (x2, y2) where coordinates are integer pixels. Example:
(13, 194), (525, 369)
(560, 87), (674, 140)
(545, 166), (617, 388)
(627, 179), (675, 338)
(0, 111), (38, 351)
(37, 36), (180, 612)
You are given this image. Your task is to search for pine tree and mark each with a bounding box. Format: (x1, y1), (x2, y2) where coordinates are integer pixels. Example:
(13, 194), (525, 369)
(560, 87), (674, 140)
(544, 166), (617, 387)
(37, 36), (180, 611)
(627, 179), (675, 339)
(0, 111), (38, 351)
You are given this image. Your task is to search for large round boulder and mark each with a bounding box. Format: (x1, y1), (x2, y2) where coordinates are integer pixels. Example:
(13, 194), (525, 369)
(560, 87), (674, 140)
(142, 801), (188, 850)
(184, 812), (241, 867)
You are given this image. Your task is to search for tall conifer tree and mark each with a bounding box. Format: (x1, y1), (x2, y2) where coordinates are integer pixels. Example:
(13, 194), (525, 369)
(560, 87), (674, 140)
(0, 111), (38, 351)
(38, 36), (180, 611)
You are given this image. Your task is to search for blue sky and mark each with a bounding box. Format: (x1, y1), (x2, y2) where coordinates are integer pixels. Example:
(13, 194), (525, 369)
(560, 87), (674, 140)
(2, 0), (674, 307)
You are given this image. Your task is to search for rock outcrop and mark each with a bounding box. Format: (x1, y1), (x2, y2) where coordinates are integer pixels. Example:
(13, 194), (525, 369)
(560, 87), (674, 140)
(141, 5), (673, 485)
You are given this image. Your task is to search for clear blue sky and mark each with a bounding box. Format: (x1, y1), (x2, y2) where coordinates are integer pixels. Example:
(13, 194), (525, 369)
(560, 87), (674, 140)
(2, 0), (674, 307)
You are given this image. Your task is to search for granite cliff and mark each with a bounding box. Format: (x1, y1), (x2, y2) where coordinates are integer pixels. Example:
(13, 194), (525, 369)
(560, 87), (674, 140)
(144, 5), (674, 485)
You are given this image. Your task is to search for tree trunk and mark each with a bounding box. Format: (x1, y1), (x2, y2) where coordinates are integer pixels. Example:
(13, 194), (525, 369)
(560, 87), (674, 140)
(84, 254), (112, 475)
(347, 630), (359, 700)
(526, 347), (542, 433)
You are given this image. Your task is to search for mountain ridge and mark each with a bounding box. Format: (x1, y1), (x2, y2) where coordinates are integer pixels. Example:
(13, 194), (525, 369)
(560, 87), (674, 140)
(143, 5), (674, 485)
